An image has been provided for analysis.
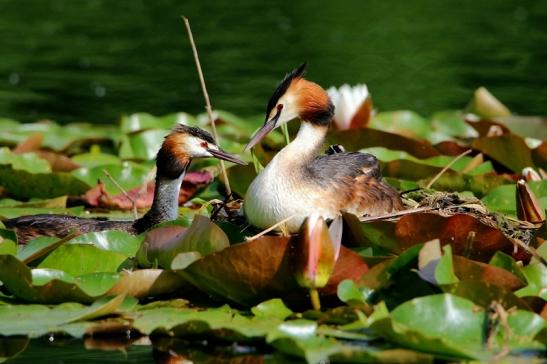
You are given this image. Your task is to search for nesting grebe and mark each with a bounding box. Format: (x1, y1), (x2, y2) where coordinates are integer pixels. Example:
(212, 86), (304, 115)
(4, 125), (245, 243)
(244, 64), (404, 232)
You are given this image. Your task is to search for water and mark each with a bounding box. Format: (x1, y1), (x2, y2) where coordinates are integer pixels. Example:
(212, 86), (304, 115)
(0, 0), (545, 124)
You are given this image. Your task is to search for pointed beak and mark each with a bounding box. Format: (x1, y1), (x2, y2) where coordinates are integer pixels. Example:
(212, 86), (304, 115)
(244, 113), (281, 152)
(207, 148), (247, 165)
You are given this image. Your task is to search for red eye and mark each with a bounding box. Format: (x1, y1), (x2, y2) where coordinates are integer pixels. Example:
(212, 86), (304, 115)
(200, 142), (208, 148)
(277, 104), (283, 111)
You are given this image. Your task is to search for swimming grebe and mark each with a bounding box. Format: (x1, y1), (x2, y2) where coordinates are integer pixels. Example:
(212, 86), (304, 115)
(4, 125), (245, 243)
(244, 64), (404, 232)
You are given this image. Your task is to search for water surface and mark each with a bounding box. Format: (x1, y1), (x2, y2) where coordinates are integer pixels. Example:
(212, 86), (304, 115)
(0, 0), (545, 124)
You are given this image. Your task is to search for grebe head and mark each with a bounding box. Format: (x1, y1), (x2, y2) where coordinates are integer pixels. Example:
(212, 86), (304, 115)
(245, 63), (335, 151)
(158, 124), (245, 178)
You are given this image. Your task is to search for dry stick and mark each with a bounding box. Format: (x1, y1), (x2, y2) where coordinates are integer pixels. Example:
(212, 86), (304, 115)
(103, 169), (138, 219)
(425, 149), (472, 189)
(22, 231), (79, 265)
(359, 206), (438, 223)
(246, 214), (298, 241)
(182, 16), (231, 196)
(511, 237), (547, 266)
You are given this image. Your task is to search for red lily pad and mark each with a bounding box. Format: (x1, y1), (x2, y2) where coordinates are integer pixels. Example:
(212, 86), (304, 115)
(83, 171), (213, 210)
(180, 236), (368, 306)
(346, 212), (515, 262)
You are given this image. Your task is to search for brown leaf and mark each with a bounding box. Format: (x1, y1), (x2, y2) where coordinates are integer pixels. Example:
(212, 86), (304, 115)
(107, 269), (186, 298)
(181, 236), (368, 306)
(327, 128), (440, 159)
(34, 150), (80, 172)
(13, 133), (44, 153)
(516, 179), (546, 223)
(395, 213), (515, 261)
(452, 256), (525, 290)
(82, 171), (212, 210)
(434, 141), (470, 156)
(471, 134), (535, 172)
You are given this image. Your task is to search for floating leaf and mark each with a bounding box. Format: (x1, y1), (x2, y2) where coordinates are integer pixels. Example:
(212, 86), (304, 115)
(0, 165), (89, 199)
(38, 244), (127, 276)
(67, 230), (143, 257)
(181, 236), (367, 306)
(73, 162), (151, 196)
(516, 264), (547, 300)
(482, 180), (547, 216)
(0, 147), (50, 173)
(140, 215), (229, 269)
(0, 295), (125, 337)
(327, 128), (440, 159)
(466, 87), (511, 118)
(472, 134), (535, 172)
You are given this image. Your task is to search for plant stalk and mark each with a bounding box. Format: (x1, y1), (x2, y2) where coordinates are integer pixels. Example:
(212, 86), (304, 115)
(182, 16), (232, 196)
(310, 288), (321, 310)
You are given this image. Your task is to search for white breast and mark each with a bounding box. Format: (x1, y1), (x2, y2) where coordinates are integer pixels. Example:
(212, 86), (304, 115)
(244, 151), (337, 232)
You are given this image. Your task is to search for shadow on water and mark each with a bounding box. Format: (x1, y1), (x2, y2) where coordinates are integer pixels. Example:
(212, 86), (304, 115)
(0, 0), (546, 124)
(2, 336), (304, 364)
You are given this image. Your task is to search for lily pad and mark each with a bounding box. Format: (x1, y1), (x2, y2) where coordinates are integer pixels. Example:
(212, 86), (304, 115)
(37, 244), (127, 276)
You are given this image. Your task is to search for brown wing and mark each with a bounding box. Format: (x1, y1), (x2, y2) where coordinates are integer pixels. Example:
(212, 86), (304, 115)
(3, 214), (136, 244)
(307, 152), (403, 216)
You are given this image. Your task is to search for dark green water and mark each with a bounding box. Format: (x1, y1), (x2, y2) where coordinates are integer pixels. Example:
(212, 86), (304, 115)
(0, 0), (546, 124)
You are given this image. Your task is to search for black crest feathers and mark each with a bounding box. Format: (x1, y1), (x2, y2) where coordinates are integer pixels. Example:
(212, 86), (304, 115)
(266, 63), (307, 116)
(171, 124), (215, 144)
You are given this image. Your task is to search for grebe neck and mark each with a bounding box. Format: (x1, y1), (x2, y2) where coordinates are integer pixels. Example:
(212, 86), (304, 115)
(134, 158), (190, 232)
(278, 121), (328, 162)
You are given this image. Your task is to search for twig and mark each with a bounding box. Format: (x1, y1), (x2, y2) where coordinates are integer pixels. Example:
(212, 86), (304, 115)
(425, 149), (472, 189)
(22, 231), (79, 264)
(511, 237), (547, 266)
(182, 16), (231, 196)
(103, 170), (138, 219)
(246, 214), (298, 241)
(359, 206), (438, 223)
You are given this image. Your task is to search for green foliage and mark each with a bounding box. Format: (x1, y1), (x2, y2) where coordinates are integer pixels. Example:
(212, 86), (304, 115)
(0, 107), (545, 362)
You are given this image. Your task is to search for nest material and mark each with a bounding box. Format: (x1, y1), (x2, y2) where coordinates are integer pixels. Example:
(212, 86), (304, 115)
(403, 189), (539, 245)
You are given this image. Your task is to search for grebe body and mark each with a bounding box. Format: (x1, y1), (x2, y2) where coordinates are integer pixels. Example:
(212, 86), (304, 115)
(244, 64), (403, 232)
(5, 125), (245, 243)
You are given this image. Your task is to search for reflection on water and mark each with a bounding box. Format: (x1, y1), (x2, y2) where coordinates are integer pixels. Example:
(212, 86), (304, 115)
(0, 0), (545, 124)
(4, 336), (302, 364)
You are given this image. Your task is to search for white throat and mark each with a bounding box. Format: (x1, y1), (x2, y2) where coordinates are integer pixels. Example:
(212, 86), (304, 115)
(244, 122), (330, 232)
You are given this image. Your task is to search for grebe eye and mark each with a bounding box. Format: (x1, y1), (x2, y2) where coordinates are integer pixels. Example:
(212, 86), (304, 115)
(200, 142), (208, 148)
(277, 104), (283, 111)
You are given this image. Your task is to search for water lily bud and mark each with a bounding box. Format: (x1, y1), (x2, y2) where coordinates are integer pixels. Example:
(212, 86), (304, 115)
(516, 179), (545, 224)
(327, 84), (373, 130)
(466, 87), (511, 119)
(522, 167), (542, 182)
(293, 214), (341, 289)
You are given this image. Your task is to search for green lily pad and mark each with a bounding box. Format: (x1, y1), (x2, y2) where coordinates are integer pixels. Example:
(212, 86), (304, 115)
(0, 165), (90, 199)
(120, 112), (196, 133)
(119, 129), (169, 160)
(0, 295), (125, 337)
(139, 215), (229, 269)
(481, 180), (547, 216)
(38, 244), (127, 276)
(68, 230), (143, 257)
(515, 263), (547, 300)
(0, 147), (50, 173)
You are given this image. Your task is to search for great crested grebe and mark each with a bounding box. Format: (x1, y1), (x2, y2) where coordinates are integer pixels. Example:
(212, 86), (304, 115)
(244, 64), (404, 232)
(4, 125), (245, 243)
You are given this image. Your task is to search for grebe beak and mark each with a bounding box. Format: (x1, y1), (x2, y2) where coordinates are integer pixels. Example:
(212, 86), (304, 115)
(244, 111), (281, 152)
(207, 148), (247, 165)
